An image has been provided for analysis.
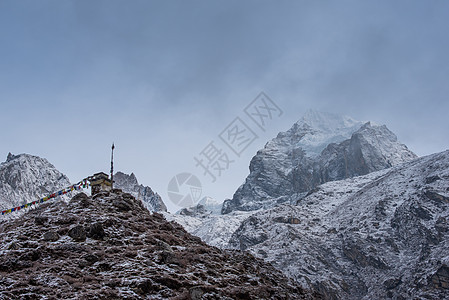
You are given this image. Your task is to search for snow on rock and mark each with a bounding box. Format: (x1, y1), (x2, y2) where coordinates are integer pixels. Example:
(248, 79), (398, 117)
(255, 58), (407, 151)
(0, 191), (315, 299)
(0, 153), (72, 211)
(164, 209), (255, 249)
(287, 110), (365, 158)
(165, 197), (252, 249)
(197, 196), (223, 215)
(223, 111), (416, 214)
(229, 150), (449, 299)
(175, 197), (223, 217)
(113, 171), (167, 212)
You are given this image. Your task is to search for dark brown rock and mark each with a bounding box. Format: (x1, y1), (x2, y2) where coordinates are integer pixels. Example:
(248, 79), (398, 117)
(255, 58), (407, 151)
(67, 225), (86, 242)
(112, 198), (132, 211)
(7, 242), (19, 250)
(430, 265), (449, 289)
(43, 231), (60, 242)
(86, 222), (105, 240)
(34, 216), (48, 225)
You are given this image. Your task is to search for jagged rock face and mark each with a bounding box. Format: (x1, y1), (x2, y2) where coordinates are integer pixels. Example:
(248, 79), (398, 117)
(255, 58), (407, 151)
(0, 153), (71, 211)
(113, 171), (167, 212)
(0, 192), (315, 299)
(318, 122), (417, 182)
(229, 150), (449, 299)
(223, 112), (416, 214)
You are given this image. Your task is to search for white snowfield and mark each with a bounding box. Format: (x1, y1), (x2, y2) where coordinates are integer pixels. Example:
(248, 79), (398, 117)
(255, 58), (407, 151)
(163, 210), (254, 249)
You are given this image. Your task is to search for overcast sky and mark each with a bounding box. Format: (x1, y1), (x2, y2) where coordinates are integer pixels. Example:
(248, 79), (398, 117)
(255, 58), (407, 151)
(1, 0), (448, 212)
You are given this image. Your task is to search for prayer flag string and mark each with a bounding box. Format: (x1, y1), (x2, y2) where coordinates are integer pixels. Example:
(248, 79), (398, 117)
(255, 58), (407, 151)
(1, 179), (90, 216)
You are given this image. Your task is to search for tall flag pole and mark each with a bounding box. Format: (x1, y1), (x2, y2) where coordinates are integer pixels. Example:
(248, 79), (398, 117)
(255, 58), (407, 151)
(111, 143), (115, 190)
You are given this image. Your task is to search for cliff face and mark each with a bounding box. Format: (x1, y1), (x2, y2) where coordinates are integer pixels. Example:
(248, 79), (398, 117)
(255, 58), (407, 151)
(0, 191), (315, 299)
(223, 113), (416, 214)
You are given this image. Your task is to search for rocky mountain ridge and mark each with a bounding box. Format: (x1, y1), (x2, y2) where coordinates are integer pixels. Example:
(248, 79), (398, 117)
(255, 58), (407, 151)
(0, 153), (71, 212)
(166, 112), (449, 299)
(113, 171), (167, 212)
(229, 150), (449, 299)
(0, 153), (167, 214)
(0, 191), (315, 299)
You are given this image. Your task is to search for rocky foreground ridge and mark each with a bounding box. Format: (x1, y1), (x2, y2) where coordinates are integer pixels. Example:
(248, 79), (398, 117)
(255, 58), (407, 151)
(0, 191), (316, 299)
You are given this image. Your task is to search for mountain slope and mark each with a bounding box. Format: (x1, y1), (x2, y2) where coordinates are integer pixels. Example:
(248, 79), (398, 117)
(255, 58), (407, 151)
(113, 171), (167, 212)
(164, 209), (254, 249)
(0, 191), (315, 299)
(229, 150), (449, 299)
(176, 197), (223, 217)
(223, 112), (416, 214)
(0, 153), (71, 211)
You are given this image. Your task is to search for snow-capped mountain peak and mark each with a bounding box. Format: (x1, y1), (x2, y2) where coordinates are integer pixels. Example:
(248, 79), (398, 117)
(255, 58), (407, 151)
(222, 112), (416, 214)
(0, 153), (71, 211)
(276, 110), (365, 158)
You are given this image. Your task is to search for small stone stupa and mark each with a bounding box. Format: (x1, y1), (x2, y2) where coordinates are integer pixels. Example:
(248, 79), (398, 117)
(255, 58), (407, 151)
(89, 172), (112, 195)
